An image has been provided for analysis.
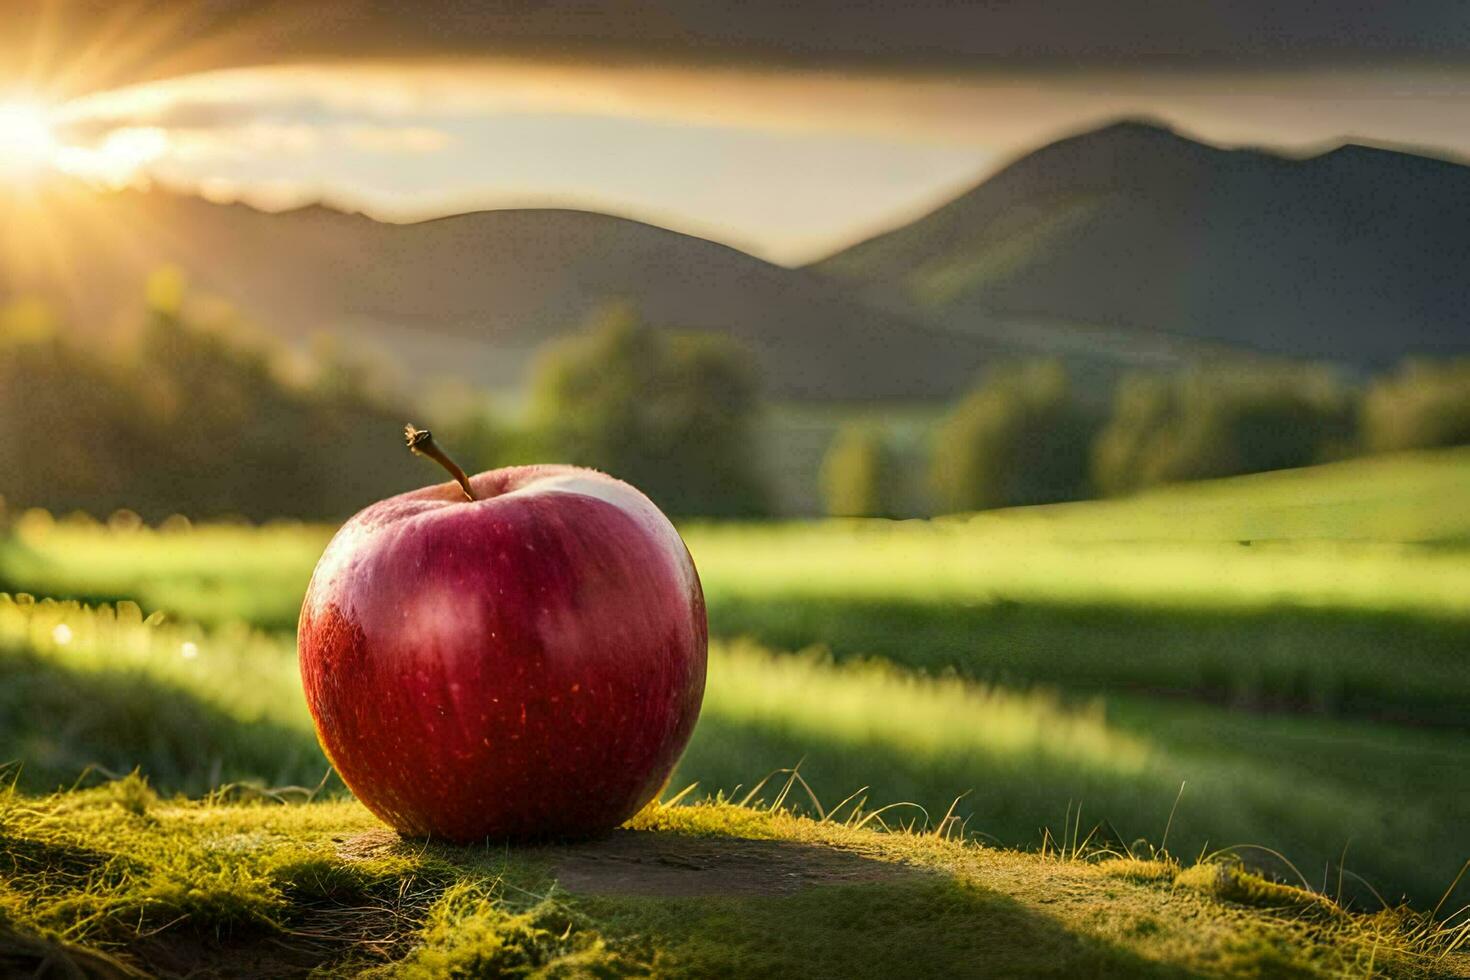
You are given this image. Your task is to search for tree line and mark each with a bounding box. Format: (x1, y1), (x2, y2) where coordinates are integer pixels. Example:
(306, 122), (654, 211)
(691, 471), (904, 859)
(825, 356), (1470, 518)
(3, 276), (1468, 522)
(0, 285), (766, 522)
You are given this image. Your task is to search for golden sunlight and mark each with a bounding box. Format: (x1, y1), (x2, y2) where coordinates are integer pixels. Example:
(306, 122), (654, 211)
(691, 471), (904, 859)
(53, 125), (170, 187)
(0, 96), (170, 189)
(0, 100), (59, 180)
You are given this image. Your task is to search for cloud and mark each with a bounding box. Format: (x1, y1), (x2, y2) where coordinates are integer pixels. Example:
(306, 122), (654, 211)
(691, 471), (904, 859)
(26, 11), (1470, 265)
(54, 59), (1470, 165)
(53, 75), (458, 165)
(339, 125), (453, 154)
(10, 0), (1470, 100)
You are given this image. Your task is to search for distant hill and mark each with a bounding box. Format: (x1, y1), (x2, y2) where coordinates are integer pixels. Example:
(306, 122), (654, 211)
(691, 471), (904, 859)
(13, 122), (1467, 409)
(0, 186), (1002, 402)
(814, 119), (1470, 367)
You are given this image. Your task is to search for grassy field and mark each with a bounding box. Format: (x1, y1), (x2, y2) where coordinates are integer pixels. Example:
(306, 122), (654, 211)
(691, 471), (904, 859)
(696, 448), (1470, 720)
(7, 592), (1468, 913)
(1, 448), (1468, 973)
(5, 449), (1468, 721)
(7, 778), (1462, 978)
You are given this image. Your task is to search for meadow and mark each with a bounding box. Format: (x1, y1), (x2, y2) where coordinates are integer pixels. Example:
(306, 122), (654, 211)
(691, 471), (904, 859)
(13, 776), (1463, 978)
(3, 445), (1468, 927)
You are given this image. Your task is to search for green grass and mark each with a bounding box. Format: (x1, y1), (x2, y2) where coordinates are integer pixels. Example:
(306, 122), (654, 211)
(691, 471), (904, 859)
(2, 777), (1464, 978)
(2, 448), (1468, 925)
(7, 448), (1468, 718)
(13, 525), (1466, 720)
(4, 595), (1468, 910)
(695, 449), (1470, 722)
(11, 448), (1470, 617)
(690, 645), (1470, 903)
(0, 516), (327, 632)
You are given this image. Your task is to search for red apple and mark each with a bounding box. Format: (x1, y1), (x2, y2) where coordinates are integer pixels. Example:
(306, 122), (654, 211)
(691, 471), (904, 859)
(298, 430), (706, 841)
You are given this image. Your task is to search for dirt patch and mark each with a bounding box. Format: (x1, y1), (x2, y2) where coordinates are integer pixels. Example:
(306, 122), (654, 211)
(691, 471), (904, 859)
(339, 828), (923, 899)
(546, 832), (924, 898)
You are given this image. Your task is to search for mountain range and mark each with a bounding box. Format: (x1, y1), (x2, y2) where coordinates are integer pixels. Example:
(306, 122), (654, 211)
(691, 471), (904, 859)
(4, 119), (1470, 404)
(0, 186), (998, 402)
(817, 119), (1470, 370)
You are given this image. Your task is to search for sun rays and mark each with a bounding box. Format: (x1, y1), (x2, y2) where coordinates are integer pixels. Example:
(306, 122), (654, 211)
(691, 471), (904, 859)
(0, 89), (176, 196)
(0, 100), (61, 181)
(0, 0), (286, 191)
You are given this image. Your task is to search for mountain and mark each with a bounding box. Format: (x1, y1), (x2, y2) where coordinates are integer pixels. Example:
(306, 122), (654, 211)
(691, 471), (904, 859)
(814, 119), (1470, 367)
(14, 121), (1465, 410)
(0, 185), (1002, 402)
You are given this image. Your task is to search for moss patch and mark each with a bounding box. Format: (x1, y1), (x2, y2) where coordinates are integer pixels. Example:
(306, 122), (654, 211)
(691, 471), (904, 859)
(0, 783), (1462, 978)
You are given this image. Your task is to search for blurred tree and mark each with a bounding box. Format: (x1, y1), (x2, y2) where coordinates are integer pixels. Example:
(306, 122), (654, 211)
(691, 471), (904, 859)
(432, 402), (523, 475)
(821, 424), (900, 518)
(296, 331), (424, 515)
(1362, 359), (1470, 452)
(0, 301), (136, 515)
(145, 264), (187, 317)
(136, 295), (303, 515)
(930, 360), (1095, 513)
(529, 304), (770, 517)
(0, 279), (427, 522)
(1092, 363), (1354, 496)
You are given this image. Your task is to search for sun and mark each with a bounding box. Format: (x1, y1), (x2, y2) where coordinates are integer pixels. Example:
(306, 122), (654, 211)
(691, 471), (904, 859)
(0, 100), (60, 181)
(0, 95), (171, 189)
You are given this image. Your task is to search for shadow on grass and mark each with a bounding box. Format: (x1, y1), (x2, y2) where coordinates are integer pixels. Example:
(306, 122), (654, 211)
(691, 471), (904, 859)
(5, 627), (1464, 912)
(673, 712), (1470, 911)
(356, 827), (1197, 978)
(0, 643), (328, 796)
(0, 920), (140, 980)
(577, 864), (1195, 978)
(708, 594), (1470, 727)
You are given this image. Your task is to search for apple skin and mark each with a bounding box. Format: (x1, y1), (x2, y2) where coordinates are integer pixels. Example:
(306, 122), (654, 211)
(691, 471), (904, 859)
(298, 464), (707, 841)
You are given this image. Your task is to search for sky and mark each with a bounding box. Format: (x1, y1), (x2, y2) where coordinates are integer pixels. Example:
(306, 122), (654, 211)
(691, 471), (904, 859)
(10, 2), (1470, 263)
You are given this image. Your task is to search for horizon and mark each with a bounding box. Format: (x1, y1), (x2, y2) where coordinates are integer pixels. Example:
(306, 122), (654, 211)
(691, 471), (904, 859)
(8, 66), (1470, 262)
(12, 4), (1470, 262)
(12, 103), (1470, 268)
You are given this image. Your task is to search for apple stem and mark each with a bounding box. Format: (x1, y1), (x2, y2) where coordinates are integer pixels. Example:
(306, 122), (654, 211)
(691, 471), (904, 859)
(404, 424), (476, 501)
